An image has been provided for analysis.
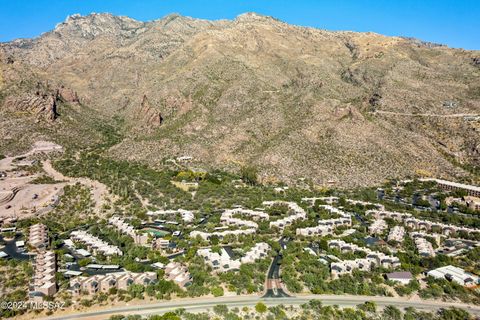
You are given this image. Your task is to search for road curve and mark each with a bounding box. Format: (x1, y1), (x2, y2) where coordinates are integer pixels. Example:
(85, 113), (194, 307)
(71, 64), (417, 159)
(40, 294), (480, 320)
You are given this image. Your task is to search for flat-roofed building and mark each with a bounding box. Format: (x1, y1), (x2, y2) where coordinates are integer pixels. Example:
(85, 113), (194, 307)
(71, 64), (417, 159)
(70, 271), (157, 295)
(29, 223), (48, 250)
(427, 265), (479, 287)
(386, 271), (413, 285)
(388, 226), (405, 243)
(31, 250), (57, 297)
(165, 262), (192, 288)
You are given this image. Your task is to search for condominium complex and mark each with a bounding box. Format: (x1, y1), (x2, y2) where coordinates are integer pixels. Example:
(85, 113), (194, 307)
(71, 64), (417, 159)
(297, 205), (351, 237)
(264, 201), (307, 229)
(369, 219), (388, 235)
(31, 250), (57, 297)
(411, 234), (436, 257)
(198, 242), (270, 273)
(328, 240), (400, 278)
(70, 230), (122, 256)
(165, 262), (192, 288)
(108, 216), (149, 246)
(147, 209), (195, 223)
(387, 226), (405, 243)
(70, 271), (157, 295)
(29, 223), (49, 249)
(367, 210), (480, 236)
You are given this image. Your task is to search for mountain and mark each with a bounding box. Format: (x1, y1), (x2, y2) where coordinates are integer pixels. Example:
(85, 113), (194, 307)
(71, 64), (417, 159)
(1, 12), (479, 187)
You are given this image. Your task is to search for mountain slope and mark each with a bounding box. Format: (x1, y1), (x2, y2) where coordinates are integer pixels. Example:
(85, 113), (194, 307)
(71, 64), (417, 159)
(1, 13), (479, 187)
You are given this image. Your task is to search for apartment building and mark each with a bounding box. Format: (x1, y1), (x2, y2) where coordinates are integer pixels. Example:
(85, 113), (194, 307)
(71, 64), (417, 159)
(109, 216), (149, 246)
(369, 219), (388, 235)
(29, 223), (49, 249)
(147, 209), (195, 223)
(297, 205), (351, 237)
(328, 240), (400, 277)
(367, 210), (480, 236)
(198, 243), (270, 273)
(411, 234), (436, 257)
(70, 230), (122, 256)
(70, 271), (157, 295)
(165, 262), (192, 288)
(387, 226), (405, 243)
(31, 250), (57, 297)
(190, 228), (256, 240)
(264, 201), (307, 229)
(419, 179), (480, 198)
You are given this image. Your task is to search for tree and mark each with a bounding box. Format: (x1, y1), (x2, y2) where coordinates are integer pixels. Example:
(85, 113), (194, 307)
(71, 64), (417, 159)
(211, 286), (224, 297)
(255, 302), (267, 314)
(240, 166), (258, 185)
(382, 305), (402, 320)
(213, 304), (229, 316)
(357, 301), (376, 313)
(438, 307), (472, 320)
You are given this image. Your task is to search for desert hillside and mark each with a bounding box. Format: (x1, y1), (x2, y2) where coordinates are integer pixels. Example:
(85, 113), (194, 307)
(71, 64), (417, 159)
(1, 12), (479, 187)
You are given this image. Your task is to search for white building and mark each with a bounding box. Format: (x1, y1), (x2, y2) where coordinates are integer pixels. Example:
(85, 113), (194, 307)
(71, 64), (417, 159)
(427, 265), (479, 287)
(197, 243), (270, 273)
(369, 219), (388, 235)
(387, 226), (405, 243)
(70, 230), (122, 256)
(328, 240), (400, 277)
(165, 262), (192, 288)
(147, 209), (195, 223)
(263, 201), (307, 229)
(109, 216), (149, 246)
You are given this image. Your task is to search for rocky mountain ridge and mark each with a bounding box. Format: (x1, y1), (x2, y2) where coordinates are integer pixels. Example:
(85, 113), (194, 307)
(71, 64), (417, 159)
(1, 13), (479, 187)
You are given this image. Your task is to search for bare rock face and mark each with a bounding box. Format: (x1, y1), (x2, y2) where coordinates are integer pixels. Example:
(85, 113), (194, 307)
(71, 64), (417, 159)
(58, 85), (79, 103)
(1, 12), (480, 187)
(3, 90), (58, 121)
(137, 95), (163, 127)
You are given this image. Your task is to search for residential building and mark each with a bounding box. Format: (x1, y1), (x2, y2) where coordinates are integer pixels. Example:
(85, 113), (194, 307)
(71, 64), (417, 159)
(109, 216), (149, 246)
(31, 250), (57, 297)
(70, 230), (122, 256)
(388, 226), (405, 243)
(328, 240), (400, 277)
(386, 271), (413, 285)
(412, 235), (435, 257)
(419, 178), (480, 197)
(427, 265), (479, 287)
(70, 271), (157, 295)
(29, 223), (49, 249)
(164, 262), (192, 288)
(263, 201), (307, 229)
(369, 219), (388, 235)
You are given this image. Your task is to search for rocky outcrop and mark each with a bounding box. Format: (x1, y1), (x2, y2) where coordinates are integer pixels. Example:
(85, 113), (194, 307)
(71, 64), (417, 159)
(137, 95), (163, 127)
(3, 90), (58, 121)
(58, 85), (79, 103)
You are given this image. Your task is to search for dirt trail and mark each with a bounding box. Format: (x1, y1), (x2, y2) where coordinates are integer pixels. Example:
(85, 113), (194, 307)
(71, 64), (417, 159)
(373, 110), (479, 118)
(43, 160), (112, 215)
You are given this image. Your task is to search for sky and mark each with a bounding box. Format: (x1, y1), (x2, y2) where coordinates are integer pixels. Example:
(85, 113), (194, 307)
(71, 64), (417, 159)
(0, 0), (479, 50)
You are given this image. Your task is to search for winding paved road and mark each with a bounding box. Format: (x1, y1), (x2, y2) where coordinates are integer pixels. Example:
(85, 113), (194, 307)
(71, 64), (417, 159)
(41, 294), (480, 319)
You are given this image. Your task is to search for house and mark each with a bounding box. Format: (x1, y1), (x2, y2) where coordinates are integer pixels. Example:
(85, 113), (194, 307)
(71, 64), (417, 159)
(386, 272), (413, 285)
